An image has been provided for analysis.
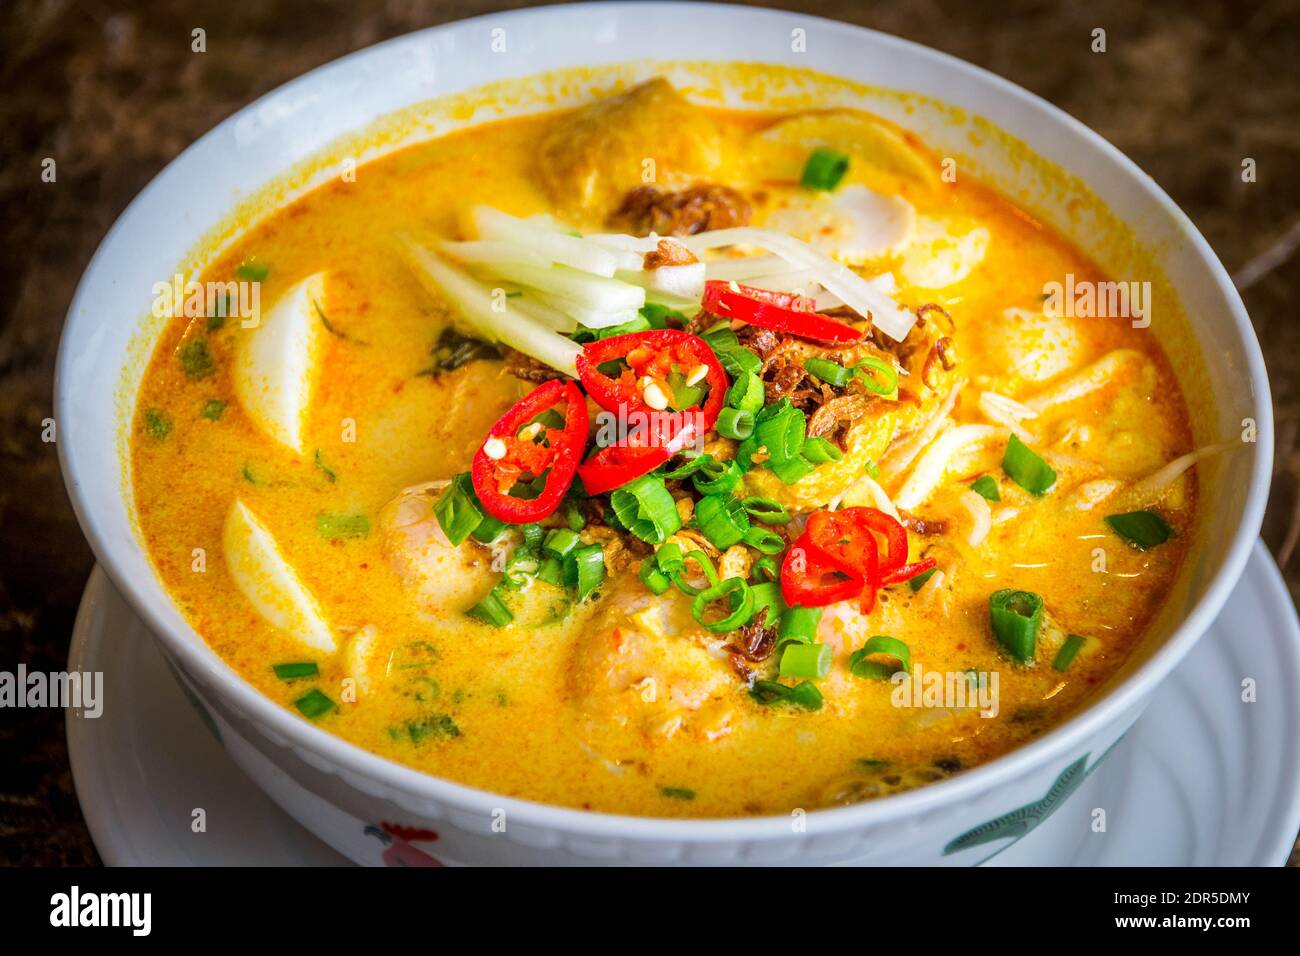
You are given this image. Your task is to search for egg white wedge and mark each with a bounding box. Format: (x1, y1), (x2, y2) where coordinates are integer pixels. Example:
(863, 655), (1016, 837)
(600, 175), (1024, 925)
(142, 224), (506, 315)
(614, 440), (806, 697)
(223, 499), (334, 653)
(758, 185), (916, 265)
(897, 217), (990, 289)
(233, 271), (328, 455)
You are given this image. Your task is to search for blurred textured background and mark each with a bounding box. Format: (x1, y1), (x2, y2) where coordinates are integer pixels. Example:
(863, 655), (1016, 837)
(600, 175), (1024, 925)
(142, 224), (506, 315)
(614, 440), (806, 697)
(1, 0), (1297, 865)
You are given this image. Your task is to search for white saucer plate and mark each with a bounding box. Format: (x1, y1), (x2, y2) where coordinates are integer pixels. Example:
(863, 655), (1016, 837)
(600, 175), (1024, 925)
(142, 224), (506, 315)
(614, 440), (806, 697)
(65, 542), (1300, 866)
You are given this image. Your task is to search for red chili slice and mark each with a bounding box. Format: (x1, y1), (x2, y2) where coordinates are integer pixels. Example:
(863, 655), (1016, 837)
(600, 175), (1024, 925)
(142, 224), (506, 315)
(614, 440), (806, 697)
(878, 557), (938, 586)
(702, 280), (862, 344)
(575, 329), (728, 431)
(780, 532), (866, 607)
(576, 405), (705, 495)
(470, 379), (588, 523)
(792, 507), (916, 613)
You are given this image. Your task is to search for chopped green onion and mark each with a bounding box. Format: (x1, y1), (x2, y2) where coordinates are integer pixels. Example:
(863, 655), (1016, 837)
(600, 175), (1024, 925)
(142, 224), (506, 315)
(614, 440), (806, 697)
(662, 453), (713, 480)
(749, 581), (787, 624)
(654, 541), (685, 574)
(908, 567), (938, 592)
(755, 401), (806, 463)
(273, 661), (318, 681)
(743, 525), (787, 554)
(780, 642), (832, 679)
(294, 688), (335, 719)
(778, 605), (823, 646)
(609, 474), (681, 544)
(468, 586), (514, 626)
(1002, 434), (1057, 495)
(848, 635), (911, 680)
(741, 496), (791, 525)
(639, 559), (672, 595)
(717, 347), (762, 377)
(1105, 510), (1173, 550)
(666, 367), (705, 410)
(803, 357), (852, 387)
(562, 497), (587, 532)
(988, 589), (1043, 663)
(670, 549), (720, 596)
(521, 522), (545, 549)
(726, 371), (765, 414)
(691, 577), (755, 633)
(693, 457), (743, 496)
(235, 260), (270, 282)
(434, 473), (486, 545)
(750, 679), (824, 711)
(200, 399), (227, 422)
(179, 337), (216, 379)
(853, 357), (898, 396)
(751, 556), (780, 583)
(800, 147), (851, 191)
(970, 475), (1001, 502)
(316, 512), (370, 540)
(543, 527), (580, 558)
(471, 513), (508, 544)
(864, 459), (881, 479)
(660, 786), (696, 800)
(564, 543), (606, 602)
(702, 327), (740, 352)
(801, 436), (843, 463)
(695, 494), (751, 549)
(716, 407), (755, 441)
(143, 408), (172, 441)
(1052, 634), (1087, 672)
(536, 555), (565, 587)
(768, 454), (815, 484)
(734, 434), (761, 471)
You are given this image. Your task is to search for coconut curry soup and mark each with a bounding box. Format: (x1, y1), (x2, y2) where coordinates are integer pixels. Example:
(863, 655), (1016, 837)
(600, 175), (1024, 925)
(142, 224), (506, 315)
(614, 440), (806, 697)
(132, 78), (1201, 818)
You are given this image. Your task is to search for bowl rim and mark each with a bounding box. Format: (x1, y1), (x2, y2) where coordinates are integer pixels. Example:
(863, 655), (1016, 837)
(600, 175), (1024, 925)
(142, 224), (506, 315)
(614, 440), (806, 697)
(55, 0), (1273, 841)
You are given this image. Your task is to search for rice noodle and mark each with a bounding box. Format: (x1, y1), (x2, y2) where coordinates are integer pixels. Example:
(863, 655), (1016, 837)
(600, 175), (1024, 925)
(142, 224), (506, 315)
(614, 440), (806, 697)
(879, 381), (964, 479)
(894, 424), (1008, 511)
(1063, 478), (1123, 512)
(915, 567), (948, 609)
(1121, 442), (1235, 508)
(978, 390), (1039, 441)
(958, 489), (992, 547)
(680, 227), (917, 340)
(1024, 349), (1146, 413)
(827, 473), (901, 521)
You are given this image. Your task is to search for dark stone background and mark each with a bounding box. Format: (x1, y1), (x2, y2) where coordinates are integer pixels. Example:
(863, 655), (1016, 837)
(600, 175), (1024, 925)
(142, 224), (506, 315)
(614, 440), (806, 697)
(1, 0), (1296, 866)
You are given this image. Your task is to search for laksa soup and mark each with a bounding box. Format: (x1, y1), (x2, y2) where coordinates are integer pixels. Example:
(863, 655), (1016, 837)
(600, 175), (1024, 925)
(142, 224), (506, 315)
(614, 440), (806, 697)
(130, 75), (1208, 818)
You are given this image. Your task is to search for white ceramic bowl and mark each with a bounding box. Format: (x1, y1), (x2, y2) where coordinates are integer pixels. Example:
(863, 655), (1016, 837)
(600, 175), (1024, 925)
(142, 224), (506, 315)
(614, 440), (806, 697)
(56, 2), (1272, 865)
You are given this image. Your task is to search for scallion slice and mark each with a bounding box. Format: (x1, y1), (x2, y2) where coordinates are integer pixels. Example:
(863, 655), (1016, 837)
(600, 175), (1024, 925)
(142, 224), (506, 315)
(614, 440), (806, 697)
(988, 588), (1043, 663)
(1105, 510), (1172, 550)
(751, 556), (779, 583)
(741, 496), (791, 525)
(1052, 634), (1087, 671)
(848, 635), (911, 680)
(564, 543), (606, 602)
(654, 541), (685, 575)
(750, 679), (824, 711)
(273, 661), (318, 681)
(803, 357), (851, 387)
(778, 605), (823, 646)
(780, 642), (832, 679)
(800, 148), (850, 191)
(543, 527), (580, 558)
(801, 436), (843, 463)
(908, 567), (938, 592)
(671, 549), (720, 596)
(691, 577), (755, 633)
(468, 586), (514, 626)
(695, 494), (751, 549)
(716, 407), (755, 441)
(639, 559), (672, 595)
(970, 475), (1001, 502)
(716, 346), (762, 377)
(726, 371), (766, 415)
(755, 401), (806, 463)
(662, 453), (713, 480)
(471, 513), (508, 544)
(609, 475), (681, 544)
(434, 473), (486, 545)
(294, 688), (335, 719)
(692, 457), (743, 496)
(768, 454), (815, 484)
(853, 357), (898, 396)
(743, 525), (787, 554)
(749, 581), (787, 624)
(1002, 434), (1057, 495)
(536, 555), (565, 587)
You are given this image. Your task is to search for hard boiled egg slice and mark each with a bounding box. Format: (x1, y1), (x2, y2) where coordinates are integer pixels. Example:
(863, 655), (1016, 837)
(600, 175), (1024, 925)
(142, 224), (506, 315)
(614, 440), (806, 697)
(758, 185), (916, 265)
(233, 272), (327, 455)
(223, 499), (334, 653)
(897, 217), (990, 289)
